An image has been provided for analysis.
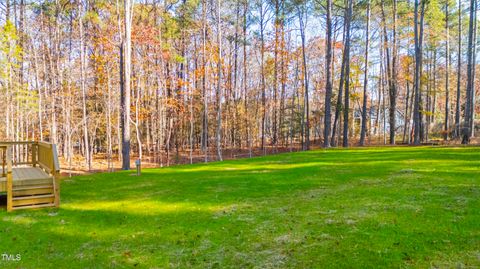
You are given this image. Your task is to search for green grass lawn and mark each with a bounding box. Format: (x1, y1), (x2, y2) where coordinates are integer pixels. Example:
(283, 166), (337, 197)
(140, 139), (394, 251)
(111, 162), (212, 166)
(0, 146), (479, 268)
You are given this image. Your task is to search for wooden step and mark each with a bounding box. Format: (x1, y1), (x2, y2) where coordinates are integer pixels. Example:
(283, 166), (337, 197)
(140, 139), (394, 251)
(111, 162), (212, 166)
(13, 184), (53, 191)
(12, 203), (56, 210)
(13, 183), (54, 197)
(13, 185), (54, 196)
(12, 194), (55, 207)
(12, 177), (53, 188)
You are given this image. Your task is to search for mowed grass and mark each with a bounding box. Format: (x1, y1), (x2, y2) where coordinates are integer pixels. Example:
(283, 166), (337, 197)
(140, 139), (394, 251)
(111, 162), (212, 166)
(0, 147), (479, 268)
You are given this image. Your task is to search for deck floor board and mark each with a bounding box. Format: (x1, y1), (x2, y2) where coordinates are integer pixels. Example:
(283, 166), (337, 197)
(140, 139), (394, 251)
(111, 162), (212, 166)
(0, 167), (52, 192)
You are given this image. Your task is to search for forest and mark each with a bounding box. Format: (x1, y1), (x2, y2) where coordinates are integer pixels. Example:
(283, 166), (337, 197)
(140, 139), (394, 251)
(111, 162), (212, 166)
(0, 0), (478, 170)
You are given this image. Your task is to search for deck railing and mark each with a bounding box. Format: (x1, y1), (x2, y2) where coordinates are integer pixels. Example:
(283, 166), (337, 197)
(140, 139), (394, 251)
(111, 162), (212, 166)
(0, 141), (37, 167)
(0, 142), (59, 172)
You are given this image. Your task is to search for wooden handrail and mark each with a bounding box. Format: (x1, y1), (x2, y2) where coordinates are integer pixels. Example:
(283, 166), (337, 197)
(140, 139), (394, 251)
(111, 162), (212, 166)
(0, 141), (37, 146)
(37, 142), (60, 175)
(37, 142), (60, 207)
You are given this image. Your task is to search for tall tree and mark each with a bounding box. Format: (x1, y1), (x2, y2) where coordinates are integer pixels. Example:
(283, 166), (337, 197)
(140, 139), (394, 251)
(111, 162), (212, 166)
(78, 2), (91, 170)
(256, 0), (268, 154)
(323, 0), (333, 147)
(120, 0), (133, 169)
(202, 0), (209, 162)
(381, 0), (398, 145)
(243, 0), (252, 157)
(216, 0), (223, 160)
(455, 0), (462, 138)
(359, 0), (370, 146)
(413, 0), (426, 145)
(462, 0), (475, 144)
(297, 0), (310, 150)
(272, 0), (284, 150)
(342, 0), (353, 147)
(331, 12), (347, 146)
(470, 0), (477, 138)
(444, 0), (450, 140)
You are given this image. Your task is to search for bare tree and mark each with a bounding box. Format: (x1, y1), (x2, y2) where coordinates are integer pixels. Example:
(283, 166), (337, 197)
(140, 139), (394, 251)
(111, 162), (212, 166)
(342, 0), (353, 147)
(79, 2), (91, 170)
(323, 0), (333, 148)
(360, 0), (370, 146)
(444, 0), (450, 140)
(297, 1), (310, 150)
(120, 0), (133, 169)
(455, 0), (462, 138)
(216, 0), (223, 161)
(462, 0), (475, 144)
(413, 0), (426, 145)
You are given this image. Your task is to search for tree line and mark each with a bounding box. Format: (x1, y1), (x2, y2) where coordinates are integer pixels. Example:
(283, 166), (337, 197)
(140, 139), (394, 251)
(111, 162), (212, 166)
(0, 0), (477, 170)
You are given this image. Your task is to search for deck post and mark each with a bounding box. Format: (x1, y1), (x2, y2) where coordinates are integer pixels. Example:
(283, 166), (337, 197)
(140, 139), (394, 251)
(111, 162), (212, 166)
(53, 174), (60, 207)
(32, 143), (37, 167)
(52, 144), (60, 207)
(6, 146), (13, 212)
(6, 172), (12, 212)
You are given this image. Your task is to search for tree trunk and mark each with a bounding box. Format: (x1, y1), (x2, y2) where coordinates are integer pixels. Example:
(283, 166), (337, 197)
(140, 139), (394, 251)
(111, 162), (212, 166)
(259, 2), (267, 155)
(216, 0), (223, 161)
(298, 5), (310, 150)
(413, 0), (425, 145)
(389, 0), (398, 145)
(462, 0), (475, 144)
(455, 0), (462, 138)
(121, 0), (133, 169)
(79, 2), (91, 170)
(323, 0), (333, 148)
(243, 0), (251, 157)
(360, 0), (370, 146)
(342, 0), (353, 148)
(331, 24), (347, 147)
(444, 2), (450, 140)
(381, 0), (397, 145)
(471, 5), (477, 138)
(202, 0), (209, 162)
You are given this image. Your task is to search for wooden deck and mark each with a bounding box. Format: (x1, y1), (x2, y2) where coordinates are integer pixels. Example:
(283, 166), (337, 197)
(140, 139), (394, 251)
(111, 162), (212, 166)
(0, 142), (60, 211)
